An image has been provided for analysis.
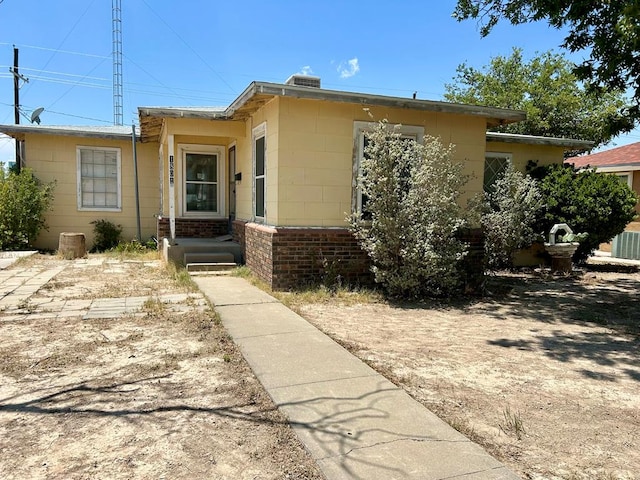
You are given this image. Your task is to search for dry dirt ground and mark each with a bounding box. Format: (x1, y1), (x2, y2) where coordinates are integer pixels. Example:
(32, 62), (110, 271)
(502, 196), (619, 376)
(297, 266), (640, 480)
(0, 254), (323, 480)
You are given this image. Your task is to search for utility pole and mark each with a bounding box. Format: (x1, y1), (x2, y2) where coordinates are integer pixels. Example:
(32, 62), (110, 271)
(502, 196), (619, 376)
(13, 46), (20, 173)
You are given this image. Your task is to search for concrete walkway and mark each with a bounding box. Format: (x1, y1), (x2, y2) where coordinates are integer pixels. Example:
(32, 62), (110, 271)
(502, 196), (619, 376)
(0, 258), (208, 321)
(193, 276), (519, 480)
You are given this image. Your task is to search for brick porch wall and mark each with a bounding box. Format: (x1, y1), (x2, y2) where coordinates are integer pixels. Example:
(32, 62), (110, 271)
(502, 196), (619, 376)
(233, 222), (372, 290)
(157, 217), (229, 240)
(458, 228), (485, 295)
(232, 221), (485, 293)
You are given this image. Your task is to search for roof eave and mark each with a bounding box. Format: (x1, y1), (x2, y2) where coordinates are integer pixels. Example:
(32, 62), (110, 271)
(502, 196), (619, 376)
(486, 132), (594, 150)
(137, 107), (227, 120)
(226, 81), (526, 124)
(0, 124), (136, 141)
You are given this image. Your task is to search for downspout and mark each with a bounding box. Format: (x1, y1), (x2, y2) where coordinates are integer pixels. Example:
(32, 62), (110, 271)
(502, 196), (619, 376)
(132, 124), (142, 241)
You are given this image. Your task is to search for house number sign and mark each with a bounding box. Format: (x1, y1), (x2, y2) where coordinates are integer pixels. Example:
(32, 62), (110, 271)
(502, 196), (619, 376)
(169, 155), (175, 186)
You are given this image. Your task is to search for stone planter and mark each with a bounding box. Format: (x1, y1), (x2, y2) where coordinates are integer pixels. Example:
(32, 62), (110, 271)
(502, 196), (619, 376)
(544, 223), (578, 274)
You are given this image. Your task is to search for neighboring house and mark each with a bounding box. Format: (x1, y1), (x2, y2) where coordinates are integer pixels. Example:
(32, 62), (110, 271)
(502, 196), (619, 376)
(566, 142), (640, 214)
(0, 75), (592, 288)
(566, 142), (640, 254)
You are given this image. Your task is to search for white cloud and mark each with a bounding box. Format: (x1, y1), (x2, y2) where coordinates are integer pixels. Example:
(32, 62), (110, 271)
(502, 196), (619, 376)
(338, 57), (360, 79)
(297, 65), (314, 76)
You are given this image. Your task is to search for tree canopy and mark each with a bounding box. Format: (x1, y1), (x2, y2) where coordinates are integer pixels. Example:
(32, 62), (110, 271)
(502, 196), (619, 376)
(445, 48), (632, 151)
(453, 0), (640, 131)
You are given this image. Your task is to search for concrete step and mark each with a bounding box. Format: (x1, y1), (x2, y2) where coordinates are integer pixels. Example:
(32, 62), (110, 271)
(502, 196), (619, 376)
(163, 238), (244, 266)
(186, 262), (237, 273)
(184, 252), (235, 265)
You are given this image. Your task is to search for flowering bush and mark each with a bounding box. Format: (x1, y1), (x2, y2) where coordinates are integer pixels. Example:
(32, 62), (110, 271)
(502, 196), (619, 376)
(480, 162), (543, 270)
(349, 121), (472, 298)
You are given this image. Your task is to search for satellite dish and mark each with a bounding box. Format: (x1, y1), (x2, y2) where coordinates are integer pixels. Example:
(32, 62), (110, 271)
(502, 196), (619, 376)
(30, 107), (44, 125)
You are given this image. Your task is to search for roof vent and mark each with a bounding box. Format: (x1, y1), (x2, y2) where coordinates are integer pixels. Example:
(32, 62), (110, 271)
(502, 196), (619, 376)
(285, 74), (321, 88)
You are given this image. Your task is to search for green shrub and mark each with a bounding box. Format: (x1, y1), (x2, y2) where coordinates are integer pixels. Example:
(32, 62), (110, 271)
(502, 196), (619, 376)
(0, 166), (55, 250)
(528, 162), (638, 262)
(111, 238), (157, 254)
(480, 162), (543, 270)
(90, 219), (122, 252)
(349, 120), (472, 298)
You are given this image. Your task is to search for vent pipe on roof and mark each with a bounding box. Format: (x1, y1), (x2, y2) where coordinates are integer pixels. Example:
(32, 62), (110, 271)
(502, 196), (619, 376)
(285, 74), (321, 88)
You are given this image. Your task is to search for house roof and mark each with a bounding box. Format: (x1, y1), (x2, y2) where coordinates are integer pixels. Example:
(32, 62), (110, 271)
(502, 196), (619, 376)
(137, 81), (528, 142)
(0, 124), (139, 141)
(566, 142), (640, 170)
(486, 131), (594, 150)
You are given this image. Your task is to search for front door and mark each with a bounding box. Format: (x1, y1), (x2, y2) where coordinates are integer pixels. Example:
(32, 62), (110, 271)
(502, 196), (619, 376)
(228, 145), (236, 233)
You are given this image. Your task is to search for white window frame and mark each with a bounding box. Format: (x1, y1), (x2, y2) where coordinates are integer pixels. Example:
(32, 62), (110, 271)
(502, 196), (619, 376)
(484, 152), (512, 192)
(352, 121), (424, 215)
(76, 146), (122, 212)
(252, 122), (267, 222)
(614, 172), (633, 188)
(593, 166), (635, 188)
(178, 144), (225, 218)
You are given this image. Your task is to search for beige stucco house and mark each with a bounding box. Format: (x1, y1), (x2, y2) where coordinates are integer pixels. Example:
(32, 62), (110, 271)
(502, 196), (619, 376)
(0, 76), (592, 288)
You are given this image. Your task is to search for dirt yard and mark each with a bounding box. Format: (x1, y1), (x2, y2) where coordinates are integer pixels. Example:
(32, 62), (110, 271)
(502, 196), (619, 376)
(0, 254), (322, 480)
(298, 266), (640, 480)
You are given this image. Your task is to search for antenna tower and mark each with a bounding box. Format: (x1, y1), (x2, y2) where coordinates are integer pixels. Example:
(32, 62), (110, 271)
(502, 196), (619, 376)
(112, 0), (123, 126)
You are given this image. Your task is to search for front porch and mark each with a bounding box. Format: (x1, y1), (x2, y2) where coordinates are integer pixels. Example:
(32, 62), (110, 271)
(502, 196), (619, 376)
(162, 236), (243, 272)
(159, 217), (242, 272)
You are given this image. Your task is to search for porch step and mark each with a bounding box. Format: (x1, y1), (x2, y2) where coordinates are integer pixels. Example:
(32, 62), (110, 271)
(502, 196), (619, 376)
(187, 262), (237, 273)
(184, 252), (235, 265)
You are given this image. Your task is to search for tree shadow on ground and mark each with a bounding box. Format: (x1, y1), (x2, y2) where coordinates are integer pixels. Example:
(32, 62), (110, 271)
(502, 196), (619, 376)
(479, 267), (639, 334)
(388, 265), (640, 383)
(478, 266), (640, 382)
(0, 372), (445, 479)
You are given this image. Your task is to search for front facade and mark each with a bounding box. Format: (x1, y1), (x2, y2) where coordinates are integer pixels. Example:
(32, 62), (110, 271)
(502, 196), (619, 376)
(1, 77), (592, 288)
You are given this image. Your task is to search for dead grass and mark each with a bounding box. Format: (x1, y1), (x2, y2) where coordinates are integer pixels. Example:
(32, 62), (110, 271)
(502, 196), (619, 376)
(231, 265), (384, 311)
(0, 255), (324, 480)
(296, 268), (640, 480)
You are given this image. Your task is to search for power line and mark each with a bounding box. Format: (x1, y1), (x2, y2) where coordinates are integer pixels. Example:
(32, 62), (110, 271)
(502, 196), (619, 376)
(0, 42), (110, 60)
(0, 65), (109, 82)
(20, 0), (98, 100)
(0, 101), (111, 124)
(45, 56), (110, 110)
(140, 0), (236, 94)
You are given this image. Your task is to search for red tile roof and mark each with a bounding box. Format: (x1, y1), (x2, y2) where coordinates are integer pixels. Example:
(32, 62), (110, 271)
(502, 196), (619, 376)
(567, 142), (640, 169)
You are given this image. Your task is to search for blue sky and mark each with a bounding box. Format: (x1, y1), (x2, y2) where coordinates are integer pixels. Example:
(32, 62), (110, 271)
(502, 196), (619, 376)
(1, 0), (639, 162)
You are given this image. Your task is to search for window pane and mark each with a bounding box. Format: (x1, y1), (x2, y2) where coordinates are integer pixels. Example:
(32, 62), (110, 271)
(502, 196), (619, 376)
(82, 193), (93, 207)
(255, 178), (265, 217)
(106, 178), (117, 193)
(94, 179), (106, 193)
(82, 178), (93, 193)
(186, 153), (217, 182)
(616, 174), (630, 186)
(94, 193), (106, 207)
(484, 157), (509, 192)
(186, 184), (217, 212)
(79, 148), (119, 209)
(255, 136), (265, 176)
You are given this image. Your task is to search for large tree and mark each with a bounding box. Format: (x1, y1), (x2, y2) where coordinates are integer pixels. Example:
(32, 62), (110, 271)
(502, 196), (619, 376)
(453, 0), (640, 132)
(445, 48), (633, 150)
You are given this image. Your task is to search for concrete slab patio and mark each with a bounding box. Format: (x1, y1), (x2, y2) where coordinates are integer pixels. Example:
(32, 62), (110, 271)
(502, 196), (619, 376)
(193, 275), (520, 480)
